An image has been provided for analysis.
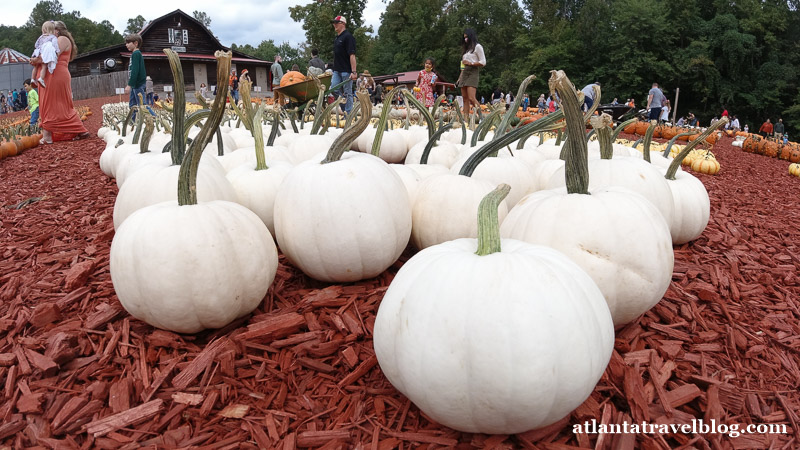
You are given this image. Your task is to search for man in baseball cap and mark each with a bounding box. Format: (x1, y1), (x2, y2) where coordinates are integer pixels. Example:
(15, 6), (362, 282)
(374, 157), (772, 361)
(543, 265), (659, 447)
(330, 15), (357, 114)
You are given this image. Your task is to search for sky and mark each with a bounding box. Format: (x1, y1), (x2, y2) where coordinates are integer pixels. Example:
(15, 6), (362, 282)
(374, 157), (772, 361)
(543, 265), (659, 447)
(1, 0), (387, 47)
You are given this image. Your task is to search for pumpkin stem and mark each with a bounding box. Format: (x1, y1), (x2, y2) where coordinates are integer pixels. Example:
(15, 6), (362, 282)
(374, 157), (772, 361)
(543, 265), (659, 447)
(459, 109), (565, 177)
(471, 107), (502, 147)
(641, 120), (657, 162)
(453, 102), (468, 145)
(494, 75), (536, 140)
(322, 92), (372, 164)
(139, 113), (154, 153)
(164, 49), (187, 166)
(611, 118), (637, 142)
(371, 87), (406, 156)
(253, 105), (269, 171)
(665, 118), (727, 180)
(475, 184), (511, 256)
(216, 128), (224, 156)
(177, 51), (232, 206)
(131, 93), (146, 145)
(549, 70), (589, 195)
(590, 114), (614, 159)
(267, 109), (281, 146)
(402, 90), (435, 141)
(419, 123), (454, 164)
(662, 131), (694, 158)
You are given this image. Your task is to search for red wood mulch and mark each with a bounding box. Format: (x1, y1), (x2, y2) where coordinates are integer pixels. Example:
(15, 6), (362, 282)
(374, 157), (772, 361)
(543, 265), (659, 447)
(1, 99), (798, 449)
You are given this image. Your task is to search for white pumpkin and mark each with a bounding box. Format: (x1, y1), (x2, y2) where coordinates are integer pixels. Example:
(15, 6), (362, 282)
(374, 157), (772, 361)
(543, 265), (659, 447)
(501, 69), (674, 327)
(111, 201), (277, 333)
(411, 173), (508, 249)
(273, 93), (411, 282)
(665, 169), (710, 244)
(374, 185), (614, 434)
(226, 160), (292, 237)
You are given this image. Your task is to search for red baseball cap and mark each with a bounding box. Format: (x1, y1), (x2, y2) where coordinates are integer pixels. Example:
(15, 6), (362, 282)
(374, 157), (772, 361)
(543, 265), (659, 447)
(331, 15), (347, 24)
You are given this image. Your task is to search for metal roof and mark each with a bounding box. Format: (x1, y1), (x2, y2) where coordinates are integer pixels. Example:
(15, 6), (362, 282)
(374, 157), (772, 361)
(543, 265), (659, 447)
(0, 48), (31, 65)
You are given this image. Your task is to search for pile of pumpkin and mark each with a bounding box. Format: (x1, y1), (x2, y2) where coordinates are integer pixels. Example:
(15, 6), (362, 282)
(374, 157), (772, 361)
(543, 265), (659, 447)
(98, 52), (729, 436)
(624, 120), (720, 145)
(734, 134), (800, 177)
(0, 122), (43, 161)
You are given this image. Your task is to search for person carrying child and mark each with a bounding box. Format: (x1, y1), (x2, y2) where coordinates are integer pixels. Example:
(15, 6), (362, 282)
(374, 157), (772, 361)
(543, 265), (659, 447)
(31, 20), (60, 88)
(414, 58), (437, 108)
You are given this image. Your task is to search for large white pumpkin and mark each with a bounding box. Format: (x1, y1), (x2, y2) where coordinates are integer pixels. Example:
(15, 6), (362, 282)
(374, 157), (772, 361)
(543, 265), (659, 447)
(111, 201), (277, 333)
(374, 186), (614, 434)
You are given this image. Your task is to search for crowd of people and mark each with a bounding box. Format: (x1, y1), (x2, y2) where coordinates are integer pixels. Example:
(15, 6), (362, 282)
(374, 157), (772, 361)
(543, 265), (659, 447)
(4, 15), (791, 148)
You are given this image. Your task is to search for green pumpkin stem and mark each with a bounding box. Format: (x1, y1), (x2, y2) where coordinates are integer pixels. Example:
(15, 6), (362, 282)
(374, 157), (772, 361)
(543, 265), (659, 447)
(322, 93), (372, 164)
(665, 118), (727, 180)
(267, 109), (281, 146)
(475, 184), (511, 256)
(494, 75), (536, 140)
(139, 113), (154, 153)
(402, 91), (435, 140)
(131, 93), (146, 144)
(371, 87), (406, 157)
(642, 120), (657, 163)
(453, 102), (468, 145)
(611, 118), (637, 142)
(419, 123), (454, 164)
(177, 51), (232, 206)
(662, 131), (694, 158)
(216, 128), (224, 156)
(459, 110), (565, 177)
(590, 114), (614, 159)
(549, 70), (589, 195)
(164, 49), (186, 165)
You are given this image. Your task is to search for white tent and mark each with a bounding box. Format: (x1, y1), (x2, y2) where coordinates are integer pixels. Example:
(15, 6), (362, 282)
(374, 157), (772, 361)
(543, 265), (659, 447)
(0, 48), (31, 95)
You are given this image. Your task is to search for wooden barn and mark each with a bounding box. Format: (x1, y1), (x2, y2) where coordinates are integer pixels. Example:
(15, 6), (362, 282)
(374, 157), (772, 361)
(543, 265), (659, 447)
(69, 9), (271, 93)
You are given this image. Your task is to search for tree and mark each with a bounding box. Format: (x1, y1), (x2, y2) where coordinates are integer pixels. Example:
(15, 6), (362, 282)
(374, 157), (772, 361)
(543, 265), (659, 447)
(125, 15), (147, 35)
(26, 0), (64, 28)
(193, 11), (212, 28)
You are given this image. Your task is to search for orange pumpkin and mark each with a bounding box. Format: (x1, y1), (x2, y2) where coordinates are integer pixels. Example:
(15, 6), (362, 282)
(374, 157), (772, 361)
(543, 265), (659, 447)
(280, 71), (306, 87)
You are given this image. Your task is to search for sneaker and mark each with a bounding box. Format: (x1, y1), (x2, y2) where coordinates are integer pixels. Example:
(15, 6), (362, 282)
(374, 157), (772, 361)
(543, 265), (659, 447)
(38, 77), (46, 88)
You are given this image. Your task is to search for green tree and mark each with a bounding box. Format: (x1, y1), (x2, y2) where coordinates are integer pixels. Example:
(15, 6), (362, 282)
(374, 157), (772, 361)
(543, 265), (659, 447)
(125, 15), (147, 35)
(26, 0), (64, 28)
(193, 11), (212, 28)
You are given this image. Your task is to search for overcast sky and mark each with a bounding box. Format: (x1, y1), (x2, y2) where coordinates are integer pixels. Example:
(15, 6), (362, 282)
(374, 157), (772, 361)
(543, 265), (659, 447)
(1, 0), (386, 48)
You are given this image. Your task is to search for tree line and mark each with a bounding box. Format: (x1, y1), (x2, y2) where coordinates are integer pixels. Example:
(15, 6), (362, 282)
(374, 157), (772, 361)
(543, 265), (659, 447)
(2, 0), (797, 134)
(289, 0), (799, 134)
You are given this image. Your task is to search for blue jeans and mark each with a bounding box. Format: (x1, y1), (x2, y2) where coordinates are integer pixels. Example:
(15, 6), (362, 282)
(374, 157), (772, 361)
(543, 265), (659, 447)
(130, 85), (155, 120)
(231, 89), (239, 104)
(331, 71), (354, 113)
(30, 108), (39, 126)
(147, 92), (154, 105)
(583, 97), (593, 111)
(130, 85), (146, 120)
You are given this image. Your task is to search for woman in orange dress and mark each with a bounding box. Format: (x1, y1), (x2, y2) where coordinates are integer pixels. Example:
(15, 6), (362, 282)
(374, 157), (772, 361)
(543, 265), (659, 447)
(32, 21), (89, 144)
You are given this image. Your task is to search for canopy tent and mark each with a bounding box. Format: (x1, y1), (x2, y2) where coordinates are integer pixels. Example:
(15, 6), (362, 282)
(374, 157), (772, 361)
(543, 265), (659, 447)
(0, 48), (32, 95)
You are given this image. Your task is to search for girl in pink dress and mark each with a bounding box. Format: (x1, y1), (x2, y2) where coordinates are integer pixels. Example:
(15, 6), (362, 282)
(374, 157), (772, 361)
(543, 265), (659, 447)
(414, 58), (437, 108)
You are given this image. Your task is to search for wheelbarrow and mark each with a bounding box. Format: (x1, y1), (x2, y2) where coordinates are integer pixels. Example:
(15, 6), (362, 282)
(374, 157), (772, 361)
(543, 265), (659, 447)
(595, 104), (634, 122)
(272, 74), (353, 114)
